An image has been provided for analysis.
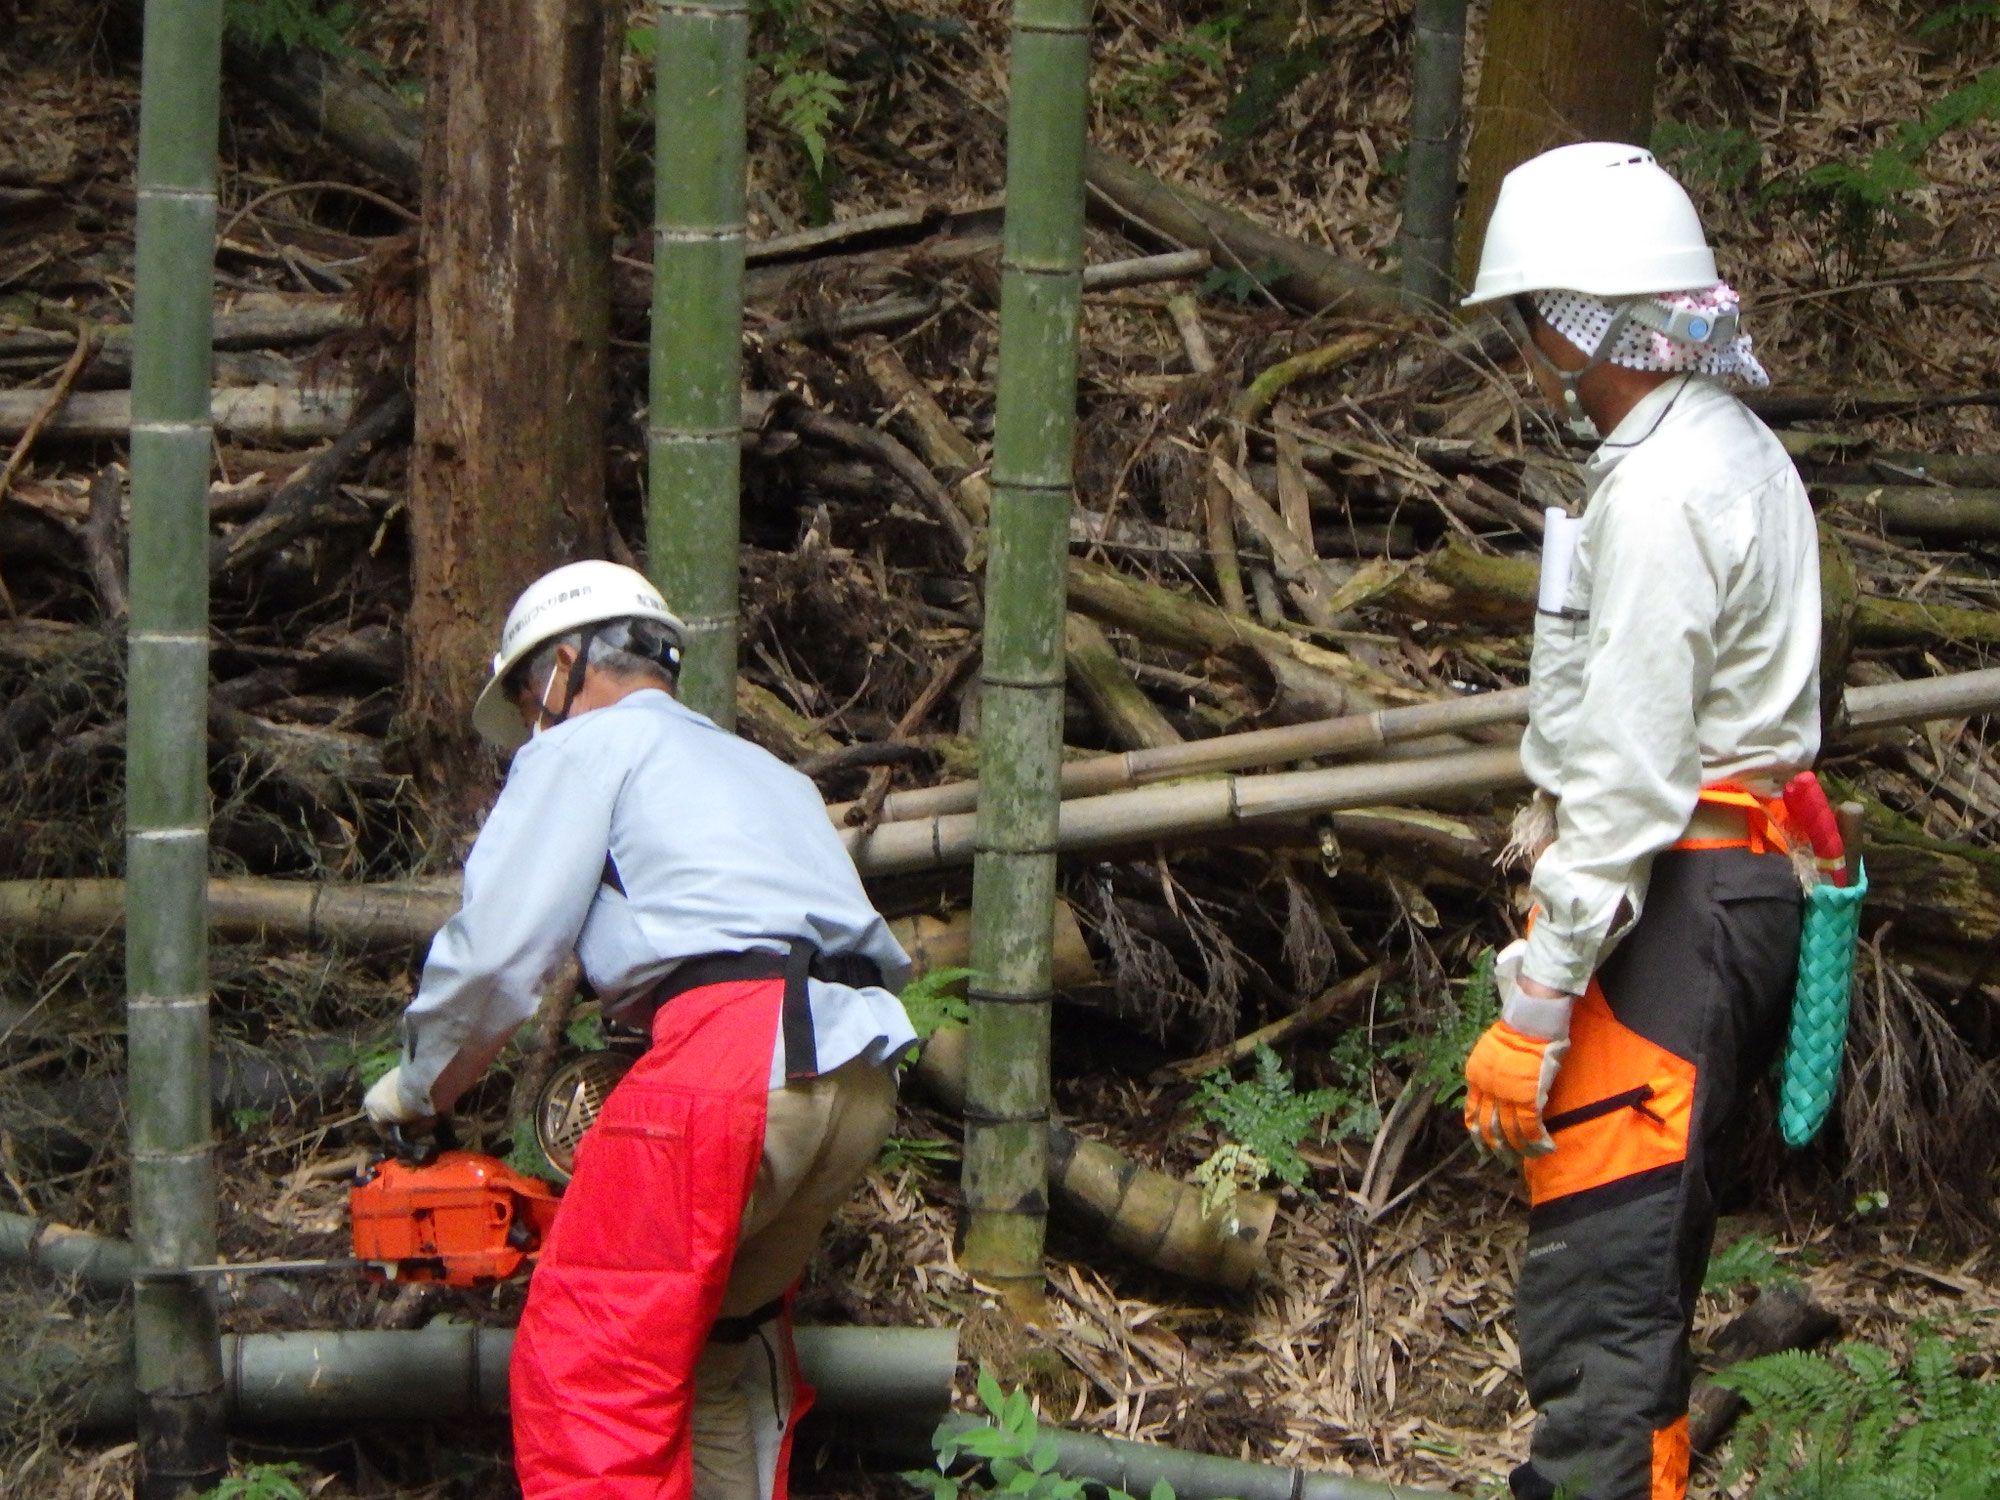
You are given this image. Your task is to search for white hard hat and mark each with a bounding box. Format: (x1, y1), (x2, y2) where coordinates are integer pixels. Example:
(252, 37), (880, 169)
(1462, 142), (1719, 307)
(471, 560), (685, 750)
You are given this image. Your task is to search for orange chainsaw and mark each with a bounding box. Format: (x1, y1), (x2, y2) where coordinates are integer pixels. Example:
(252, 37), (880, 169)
(346, 1052), (631, 1287)
(348, 1135), (562, 1288)
(164, 1052), (634, 1290)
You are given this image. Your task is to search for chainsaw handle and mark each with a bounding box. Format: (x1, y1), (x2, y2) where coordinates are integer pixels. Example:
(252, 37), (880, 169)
(385, 1116), (459, 1165)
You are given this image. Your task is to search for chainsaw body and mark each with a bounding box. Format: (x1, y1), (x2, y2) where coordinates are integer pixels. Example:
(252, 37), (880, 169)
(350, 1149), (562, 1287)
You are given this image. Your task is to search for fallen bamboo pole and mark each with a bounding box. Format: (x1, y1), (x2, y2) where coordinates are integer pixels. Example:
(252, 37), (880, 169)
(5, 669), (1999, 942)
(827, 687), (1532, 825)
(833, 663), (2000, 828)
(843, 743), (1529, 876)
(0, 384), (356, 443)
(928, 1414), (1445, 1500)
(37, 1325), (956, 1430)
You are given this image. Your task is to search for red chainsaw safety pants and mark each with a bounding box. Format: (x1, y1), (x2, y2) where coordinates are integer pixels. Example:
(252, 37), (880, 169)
(511, 978), (810, 1500)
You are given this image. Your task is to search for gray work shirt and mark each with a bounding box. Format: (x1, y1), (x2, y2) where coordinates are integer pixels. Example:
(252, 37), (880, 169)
(395, 689), (916, 1114)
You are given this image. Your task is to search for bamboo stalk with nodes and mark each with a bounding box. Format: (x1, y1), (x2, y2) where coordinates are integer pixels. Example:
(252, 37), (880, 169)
(964, 0), (1095, 1315)
(650, 0), (750, 726)
(127, 0), (229, 1491)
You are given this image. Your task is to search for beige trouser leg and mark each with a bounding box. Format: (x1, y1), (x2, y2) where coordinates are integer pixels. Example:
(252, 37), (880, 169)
(691, 1055), (898, 1500)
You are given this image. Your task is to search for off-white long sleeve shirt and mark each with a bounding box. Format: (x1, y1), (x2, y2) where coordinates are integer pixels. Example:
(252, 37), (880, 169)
(1520, 376), (1821, 995)
(394, 690), (916, 1115)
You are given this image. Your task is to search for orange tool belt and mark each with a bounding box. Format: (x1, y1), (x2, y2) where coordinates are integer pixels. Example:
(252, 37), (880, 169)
(1672, 781), (1796, 855)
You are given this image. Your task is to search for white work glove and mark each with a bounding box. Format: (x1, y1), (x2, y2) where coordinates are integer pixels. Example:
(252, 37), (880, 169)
(1463, 939), (1577, 1169)
(362, 1066), (426, 1125)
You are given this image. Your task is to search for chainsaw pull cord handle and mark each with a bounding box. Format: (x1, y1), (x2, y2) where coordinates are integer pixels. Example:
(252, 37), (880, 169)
(386, 1115), (459, 1166)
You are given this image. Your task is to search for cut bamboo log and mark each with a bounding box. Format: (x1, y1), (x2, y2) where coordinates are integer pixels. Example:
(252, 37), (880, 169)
(913, 1025), (1275, 1288)
(0, 880), (1096, 988)
(846, 744), (1529, 876)
(0, 295), (360, 365)
(1351, 535), (2000, 653)
(0, 385), (355, 443)
(14, 1320), (954, 1426)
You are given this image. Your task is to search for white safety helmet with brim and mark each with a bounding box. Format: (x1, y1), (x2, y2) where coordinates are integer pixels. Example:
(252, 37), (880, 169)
(471, 560), (686, 751)
(1464, 142), (1725, 437)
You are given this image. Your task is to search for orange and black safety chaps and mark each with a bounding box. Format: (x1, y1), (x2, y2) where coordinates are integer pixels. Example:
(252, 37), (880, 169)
(1510, 846), (1800, 1500)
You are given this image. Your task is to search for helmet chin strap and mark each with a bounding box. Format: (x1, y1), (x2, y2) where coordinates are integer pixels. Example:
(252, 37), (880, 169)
(530, 625), (602, 738)
(1506, 297), (1640, 440)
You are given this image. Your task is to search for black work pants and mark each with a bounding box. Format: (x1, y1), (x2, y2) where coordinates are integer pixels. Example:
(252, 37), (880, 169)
(1510, 847), (1801, 1500)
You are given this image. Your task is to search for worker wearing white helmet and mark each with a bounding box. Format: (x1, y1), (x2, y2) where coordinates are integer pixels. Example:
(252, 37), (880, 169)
(1457, 144), (1820, 1500)
(365, 559), (917, 1500)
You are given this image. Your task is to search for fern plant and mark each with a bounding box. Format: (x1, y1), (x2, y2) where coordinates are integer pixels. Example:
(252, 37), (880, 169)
(224, 0), (372, 69)
(905, 1367), (1177, 1500)
(1189, 1046), (1344, 1221)
(899, 966), (973, 1042)
(199, 1464), (310, 1500)
(1717, 1336), (2000, 1499)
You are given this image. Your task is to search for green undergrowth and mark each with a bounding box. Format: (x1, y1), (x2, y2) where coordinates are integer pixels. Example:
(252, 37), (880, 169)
(907, 1367), (1205, 1500)
(1718, 1335), (2000, 1498)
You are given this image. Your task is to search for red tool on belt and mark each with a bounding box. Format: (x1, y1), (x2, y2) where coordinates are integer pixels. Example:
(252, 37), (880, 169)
(349, 1138), (561, 1288)
(1782, 771), (1849, 887)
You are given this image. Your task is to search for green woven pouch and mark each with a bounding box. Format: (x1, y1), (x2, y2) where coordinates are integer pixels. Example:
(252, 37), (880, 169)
(1779, 860), (1868, 1147)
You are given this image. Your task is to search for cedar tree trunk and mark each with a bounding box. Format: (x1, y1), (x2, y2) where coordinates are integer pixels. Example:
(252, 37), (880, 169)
(407, 0), (616, 804)
(1455, 0), (1663, 289)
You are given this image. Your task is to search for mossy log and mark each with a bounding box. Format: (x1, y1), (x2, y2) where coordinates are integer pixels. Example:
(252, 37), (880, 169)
(1816, 483), (2000, 545)
(1346, 534), (2000, 653)
(1065, 613), (1184, 751)
(1066, 558), (1425, 708)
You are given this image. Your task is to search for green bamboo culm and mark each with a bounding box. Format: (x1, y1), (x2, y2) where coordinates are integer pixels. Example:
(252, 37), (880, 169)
(1399, 0), (1467, 308)
(127, 0), (227, 1492)
(649, 0), (749, 728)
(964, 0), (1094, 1314)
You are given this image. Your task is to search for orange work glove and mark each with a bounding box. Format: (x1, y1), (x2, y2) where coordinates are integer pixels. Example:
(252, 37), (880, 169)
(1463, 1021), (1568, 1167)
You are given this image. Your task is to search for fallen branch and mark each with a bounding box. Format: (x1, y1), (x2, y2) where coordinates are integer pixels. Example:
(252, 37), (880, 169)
(787, 405), (979, 562)
(1744, 388), (2000, 424)
(214, 388), (413, 574)
(1160, 963), (1393, 1081)
(0, 324), (97, 517)
(1082, 145), (1403, 318)
(1066, 612), (1184, 751)
(1689, 1288), (1841, 1454)
(1229, 332), (1392, 427)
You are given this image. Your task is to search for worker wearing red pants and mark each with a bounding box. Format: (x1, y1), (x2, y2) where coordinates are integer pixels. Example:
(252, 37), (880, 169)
(1456, 145), (1820, 1500)
(363, 561), (917, 1500)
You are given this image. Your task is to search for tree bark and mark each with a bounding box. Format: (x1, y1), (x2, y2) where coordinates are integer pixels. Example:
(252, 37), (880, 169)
(1455, 0), (1662, 288)
(405, 0), (616, 803)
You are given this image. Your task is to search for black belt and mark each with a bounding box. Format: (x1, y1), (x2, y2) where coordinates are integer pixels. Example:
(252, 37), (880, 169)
(613, 945), (884, 1082)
